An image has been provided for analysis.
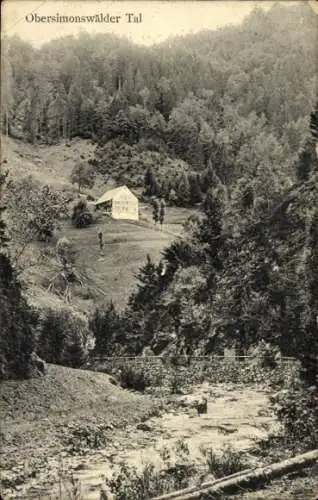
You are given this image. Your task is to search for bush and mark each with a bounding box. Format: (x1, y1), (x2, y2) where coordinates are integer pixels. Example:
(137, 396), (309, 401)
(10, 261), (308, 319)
(159, 439), (197, 490)
(71, 200), (93, 228)
(270, 382), (318, 451)
(248, 341), (281, 369)
(117, 365), (151, 392)
(102, 439), (197, 500)
(63, 422), (110, 455)
(102, 463), (163, 500)
(56, 237), (76, 268)
(75, 285), (98, 301)
(169, 369), (185, 394)
(36, 309), (91, 368)
(204, 445), (245, 478)
(5, 177), (68, 245)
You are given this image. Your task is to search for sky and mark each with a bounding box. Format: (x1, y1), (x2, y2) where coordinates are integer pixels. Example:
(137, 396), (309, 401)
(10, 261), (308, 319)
(1, 1), (305, 47)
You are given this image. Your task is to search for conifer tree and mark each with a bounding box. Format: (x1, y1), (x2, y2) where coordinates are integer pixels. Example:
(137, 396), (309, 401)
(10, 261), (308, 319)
(152, 199), (159, 224)
(89, 302), (122, 355)
(37, 310), (67, 365)
(129, 254), (161, 313)
(144, 167), (156, 196)
(199, 187), (223, 270)
(296, 140), (313, 182)
(177, 173), (191, 206)
(189, 173), (203, 204)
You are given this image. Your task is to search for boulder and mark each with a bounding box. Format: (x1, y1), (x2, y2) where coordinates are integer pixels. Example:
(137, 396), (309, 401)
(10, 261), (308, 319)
(136, 422), (152, 432)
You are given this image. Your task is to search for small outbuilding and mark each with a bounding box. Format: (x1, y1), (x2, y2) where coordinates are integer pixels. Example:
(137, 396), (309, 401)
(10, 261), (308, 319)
(94, 185), (139, 221)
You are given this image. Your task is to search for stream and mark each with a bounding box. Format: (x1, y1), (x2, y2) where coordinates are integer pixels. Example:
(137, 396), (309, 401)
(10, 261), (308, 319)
(72, 384), (274, 499)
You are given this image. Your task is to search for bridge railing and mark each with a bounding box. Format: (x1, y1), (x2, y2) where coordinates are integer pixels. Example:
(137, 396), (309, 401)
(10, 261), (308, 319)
(89, 355), (297, 364)
(86, 354), (299, 386)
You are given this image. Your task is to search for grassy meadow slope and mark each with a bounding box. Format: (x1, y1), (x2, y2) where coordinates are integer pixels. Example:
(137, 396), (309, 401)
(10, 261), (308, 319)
(25, 217), (176, 312)
(1, 135), (191, 312)
(1, 135), (95, 188)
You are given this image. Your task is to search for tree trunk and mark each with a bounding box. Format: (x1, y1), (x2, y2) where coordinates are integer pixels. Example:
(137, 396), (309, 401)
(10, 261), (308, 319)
(152, 468), (253, 500)
(151, 449), (318, 500)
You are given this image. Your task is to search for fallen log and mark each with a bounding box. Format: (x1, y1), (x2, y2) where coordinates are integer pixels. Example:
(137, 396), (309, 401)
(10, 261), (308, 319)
(151, 468), (255, 500)
(152, 449), (318, 500)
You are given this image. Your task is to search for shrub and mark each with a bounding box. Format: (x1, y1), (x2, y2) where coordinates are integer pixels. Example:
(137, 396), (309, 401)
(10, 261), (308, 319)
(71, 200), (93, 228)
(160, 439), (197, 490)
(103, 463), (162, 500)
(75, 285), (98, 300)
(248, 340), (281, 369)
(63, 423), (110, 455)
(204, 445), (245, 478)
(5, 177), (68, 246)
(117, 365), (150, 392)
(36, 309), (91, 368)
(102, 439), (197, 500)
(270, 382), (318, 451)
(169, 369), (185, 394)
(56, 237), (76, 268)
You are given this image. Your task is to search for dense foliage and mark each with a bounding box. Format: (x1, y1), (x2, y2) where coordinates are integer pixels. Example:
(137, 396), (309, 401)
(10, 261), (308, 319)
(2, 4), (316, 207)
(36, 309), (91, 368)
(0, 175), (38, 379)
(71, 199), (93, 228)
(0, 253), (38, 379)
(4, 176), (68, 264)
(271, 381), (318, 451)
(103, 440), (197, 500)
(92, 105), (318, 388)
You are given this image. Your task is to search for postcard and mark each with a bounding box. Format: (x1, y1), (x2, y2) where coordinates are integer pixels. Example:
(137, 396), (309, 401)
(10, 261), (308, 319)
(1, 1), (317, 499)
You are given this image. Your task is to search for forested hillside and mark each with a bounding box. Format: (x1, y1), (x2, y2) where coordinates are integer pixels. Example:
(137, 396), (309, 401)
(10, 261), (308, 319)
(2, 3), (316, 205)
(1, 2), (317, 383)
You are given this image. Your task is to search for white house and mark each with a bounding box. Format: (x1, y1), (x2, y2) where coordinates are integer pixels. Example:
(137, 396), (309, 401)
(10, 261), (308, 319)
(94, 185), (139, 221)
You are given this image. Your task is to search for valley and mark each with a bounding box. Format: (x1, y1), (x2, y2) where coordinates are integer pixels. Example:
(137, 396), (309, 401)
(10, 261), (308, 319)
(1, 3), (318, 499)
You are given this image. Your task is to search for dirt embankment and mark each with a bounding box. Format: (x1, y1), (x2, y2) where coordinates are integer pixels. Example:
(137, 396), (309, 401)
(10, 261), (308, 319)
(0, 364), (158, 498)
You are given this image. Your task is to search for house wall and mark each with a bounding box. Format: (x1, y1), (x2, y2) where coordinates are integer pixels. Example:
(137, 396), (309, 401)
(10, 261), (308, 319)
(112, 190), (139, 221)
